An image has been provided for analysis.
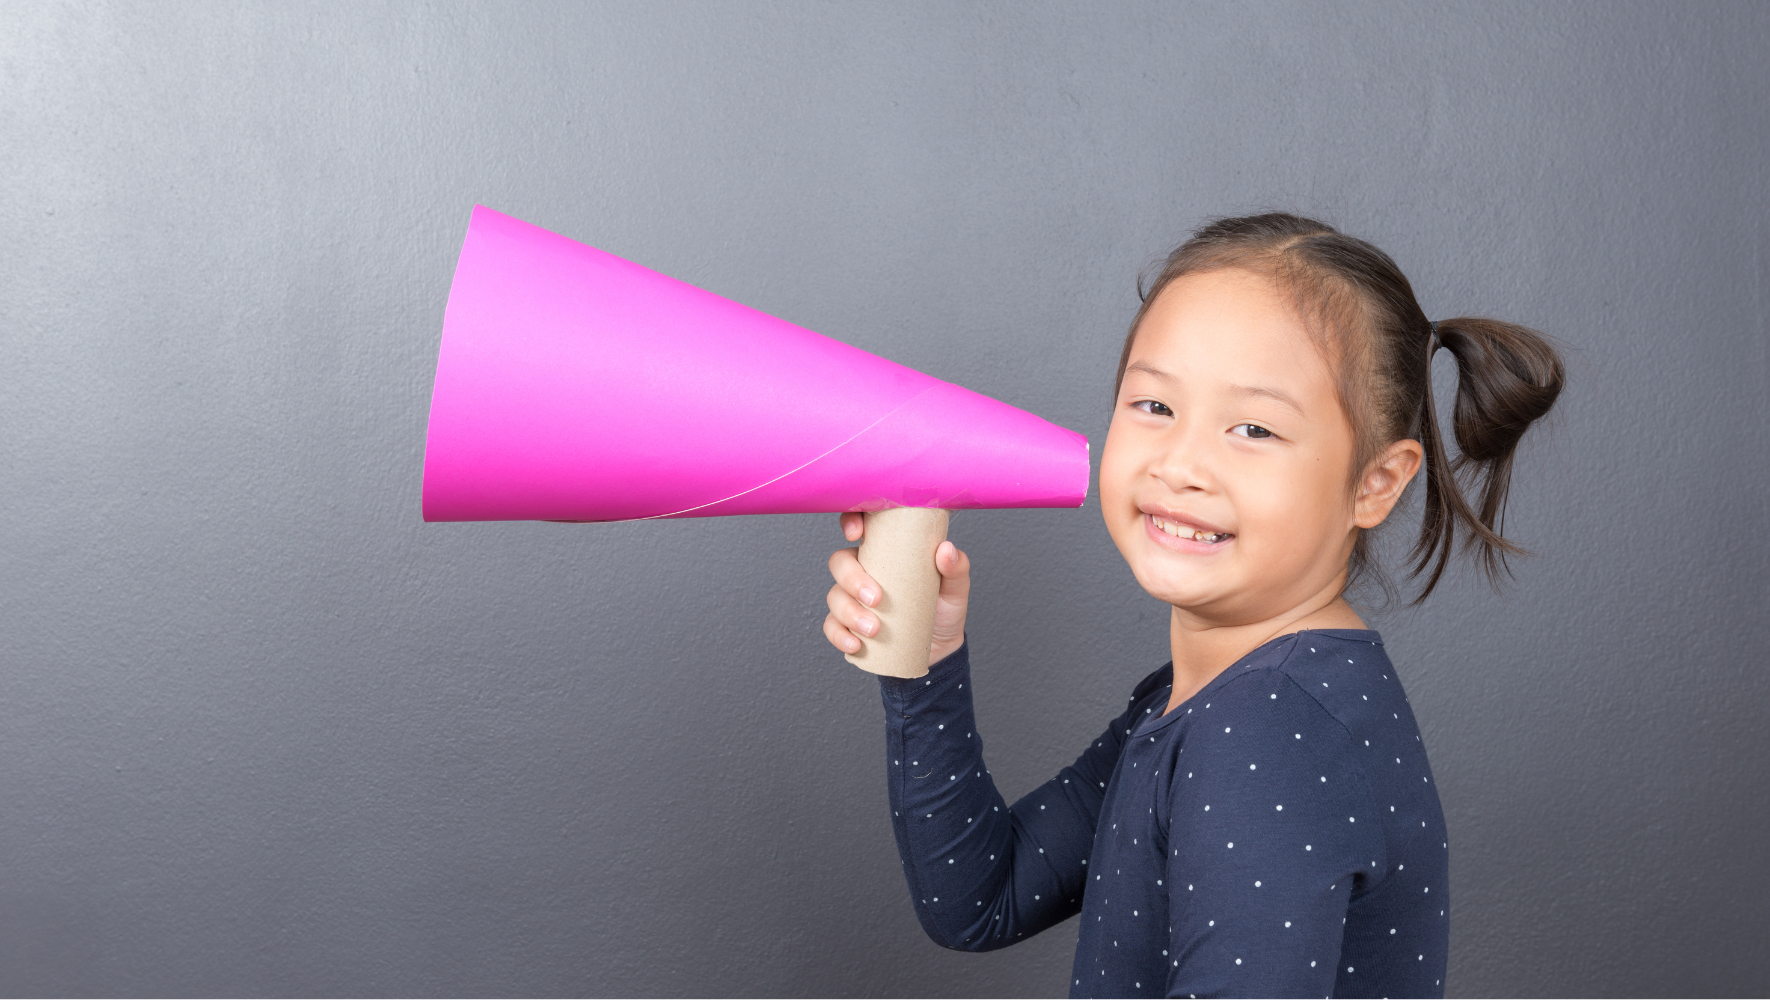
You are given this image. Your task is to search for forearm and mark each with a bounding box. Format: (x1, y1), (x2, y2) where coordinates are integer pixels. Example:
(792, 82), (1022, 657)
(879, 641), (1092, 951)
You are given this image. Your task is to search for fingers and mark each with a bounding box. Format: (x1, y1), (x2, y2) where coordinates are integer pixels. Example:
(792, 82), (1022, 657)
(825, 519), (881, 658)
(823, 611), (863, 655)
(829, 514), (971, 664)
(825, 583), (878, 654)
(827, 545), (879, 608)
(825, 582), (878, 635)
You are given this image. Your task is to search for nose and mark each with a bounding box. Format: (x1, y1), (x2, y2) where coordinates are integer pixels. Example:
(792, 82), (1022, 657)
(1146, 414), (1218, 496)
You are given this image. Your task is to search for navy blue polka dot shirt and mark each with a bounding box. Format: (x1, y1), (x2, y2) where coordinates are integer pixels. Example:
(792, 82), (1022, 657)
(877, 629), (1448, 998)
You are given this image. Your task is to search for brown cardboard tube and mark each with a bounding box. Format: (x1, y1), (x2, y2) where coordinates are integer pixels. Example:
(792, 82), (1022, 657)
(844, 506), (950, 679)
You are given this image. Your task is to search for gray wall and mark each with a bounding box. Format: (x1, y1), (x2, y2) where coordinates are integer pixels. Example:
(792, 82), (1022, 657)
(2, 2), (1765, 996)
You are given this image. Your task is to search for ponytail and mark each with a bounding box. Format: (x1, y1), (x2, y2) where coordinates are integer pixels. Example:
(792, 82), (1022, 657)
(1410, 318), (1564, 601)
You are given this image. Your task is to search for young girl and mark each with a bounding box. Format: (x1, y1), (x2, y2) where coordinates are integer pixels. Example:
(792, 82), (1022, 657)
(821, 214), (1563, 998)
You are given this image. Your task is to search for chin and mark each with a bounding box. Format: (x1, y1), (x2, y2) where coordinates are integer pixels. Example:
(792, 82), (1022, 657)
(1130, 561), (1231, 612)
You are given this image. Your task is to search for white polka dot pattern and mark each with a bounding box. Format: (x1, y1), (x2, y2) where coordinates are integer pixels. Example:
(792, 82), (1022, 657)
(875, 631), (1448, 998)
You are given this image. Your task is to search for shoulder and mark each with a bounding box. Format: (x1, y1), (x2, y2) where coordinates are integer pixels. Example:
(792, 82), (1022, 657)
(1269, 630), (1409, 737)
(1181, 655), (1357, 758)
(1171, 633), (1392, 776)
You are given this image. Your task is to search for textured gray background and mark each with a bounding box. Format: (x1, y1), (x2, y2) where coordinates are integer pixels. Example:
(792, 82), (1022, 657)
(2, 1), (1766, 997)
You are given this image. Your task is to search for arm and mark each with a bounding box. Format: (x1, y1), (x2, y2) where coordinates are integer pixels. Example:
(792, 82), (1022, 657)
(821, 512), (1134, 950)
(1163, 674), (1383, 997)
(878, 640), (1135, 950)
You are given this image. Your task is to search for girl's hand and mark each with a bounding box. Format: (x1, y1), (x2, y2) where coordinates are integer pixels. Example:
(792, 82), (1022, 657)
(823, 511), (971, 668)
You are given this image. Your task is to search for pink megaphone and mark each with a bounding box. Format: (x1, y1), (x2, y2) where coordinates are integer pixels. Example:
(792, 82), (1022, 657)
(422, 206), (1090, 676)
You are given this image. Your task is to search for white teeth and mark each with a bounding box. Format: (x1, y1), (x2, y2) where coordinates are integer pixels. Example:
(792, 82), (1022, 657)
(1152, 516), (1229, 543)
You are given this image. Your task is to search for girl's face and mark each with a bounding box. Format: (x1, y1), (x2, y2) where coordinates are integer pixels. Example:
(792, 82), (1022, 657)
(1100, 268), (1369, 623)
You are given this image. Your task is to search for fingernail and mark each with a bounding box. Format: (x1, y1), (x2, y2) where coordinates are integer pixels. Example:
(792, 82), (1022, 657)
(847, 638), (861, 653)
(857, 618), (876, 636)
(859, 588), (877, 607)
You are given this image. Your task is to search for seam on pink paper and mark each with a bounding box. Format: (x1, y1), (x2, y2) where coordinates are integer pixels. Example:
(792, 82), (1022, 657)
(637, 385), (938, 520)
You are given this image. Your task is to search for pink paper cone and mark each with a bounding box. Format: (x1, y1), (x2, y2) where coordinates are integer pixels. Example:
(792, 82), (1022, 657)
(422, 206), (1089, 522)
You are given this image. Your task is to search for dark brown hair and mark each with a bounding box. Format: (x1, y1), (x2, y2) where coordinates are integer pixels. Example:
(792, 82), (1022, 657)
(1115, 213), (1564, 603)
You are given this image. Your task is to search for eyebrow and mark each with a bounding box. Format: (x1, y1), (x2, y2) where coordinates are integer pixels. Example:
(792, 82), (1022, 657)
(1123, 360), (1175, 382)
(1124, 361), (1307, 416)
(1229, 383), (1306, 416)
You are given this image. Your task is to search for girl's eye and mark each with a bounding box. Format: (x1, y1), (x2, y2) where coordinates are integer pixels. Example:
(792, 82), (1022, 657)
(1232, 423), (1275, 439)
(1133, 400), (1174, 417)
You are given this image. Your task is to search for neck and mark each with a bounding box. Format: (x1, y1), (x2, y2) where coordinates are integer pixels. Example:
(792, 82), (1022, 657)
(1163, 576), (1366, 714)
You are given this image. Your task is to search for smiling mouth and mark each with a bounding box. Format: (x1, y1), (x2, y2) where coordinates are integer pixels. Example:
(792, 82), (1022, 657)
(1149, 515), (1233, 544)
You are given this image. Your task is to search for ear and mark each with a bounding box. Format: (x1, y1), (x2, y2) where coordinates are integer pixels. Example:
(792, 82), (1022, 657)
(1354, 438), (1424, 529)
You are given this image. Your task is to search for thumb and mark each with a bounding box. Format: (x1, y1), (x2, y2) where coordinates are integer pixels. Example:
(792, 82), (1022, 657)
(934, 540), (971, 600)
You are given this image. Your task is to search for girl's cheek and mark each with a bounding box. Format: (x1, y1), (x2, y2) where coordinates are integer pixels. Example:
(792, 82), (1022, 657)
(1239, 459), (1343, 560)
(1096, 427), (1136, 510)
(1096, 437), (1154, 564)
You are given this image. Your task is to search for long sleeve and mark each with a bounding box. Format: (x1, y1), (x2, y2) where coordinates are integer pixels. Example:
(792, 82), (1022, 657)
(878, 640), (1151, 951)
(1161, 671), (1384, 998)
